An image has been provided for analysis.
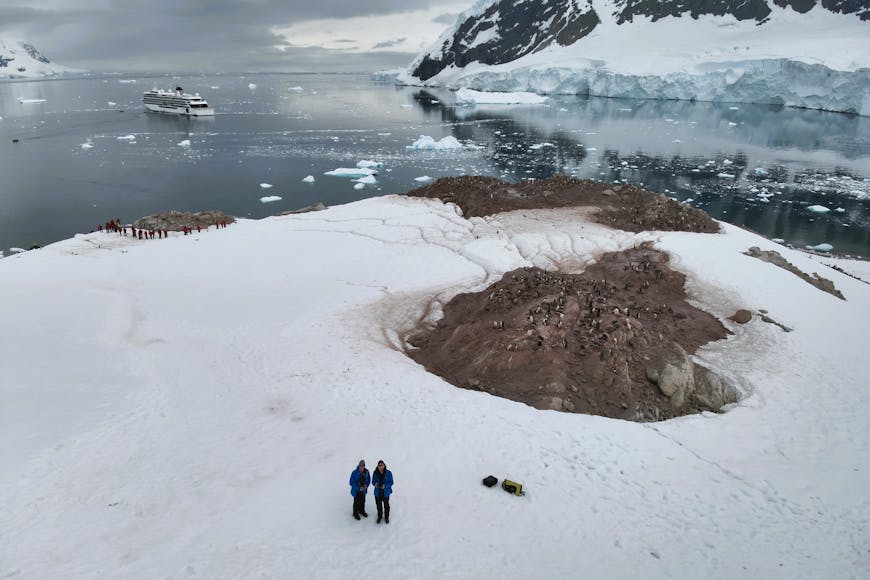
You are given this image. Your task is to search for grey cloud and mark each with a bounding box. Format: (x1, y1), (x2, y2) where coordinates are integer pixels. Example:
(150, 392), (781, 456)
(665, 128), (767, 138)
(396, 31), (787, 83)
(373, 38), (407, 49)
(1, 0), (447, 71)
(432, 12), (460, 25)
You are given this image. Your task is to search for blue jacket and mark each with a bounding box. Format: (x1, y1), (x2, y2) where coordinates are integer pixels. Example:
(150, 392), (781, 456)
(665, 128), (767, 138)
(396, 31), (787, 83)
(349, 467), (370, 496)
(372, 469), (393, 498)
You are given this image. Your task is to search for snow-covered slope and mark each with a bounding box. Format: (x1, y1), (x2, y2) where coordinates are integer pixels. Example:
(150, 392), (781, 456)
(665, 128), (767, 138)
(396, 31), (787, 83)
(400, 0), (870, 115)
(1, 196), (869, 578)
(0, 39), (78, 79)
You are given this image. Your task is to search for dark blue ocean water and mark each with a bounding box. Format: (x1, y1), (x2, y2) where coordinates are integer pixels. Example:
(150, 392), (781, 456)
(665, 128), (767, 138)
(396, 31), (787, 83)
(1, 73), (868, 257)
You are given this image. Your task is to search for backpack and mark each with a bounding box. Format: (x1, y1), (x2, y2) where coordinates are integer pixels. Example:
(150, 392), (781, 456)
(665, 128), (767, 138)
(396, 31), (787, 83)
(501, 479), (524, 496)
(482, 475), (498, 487)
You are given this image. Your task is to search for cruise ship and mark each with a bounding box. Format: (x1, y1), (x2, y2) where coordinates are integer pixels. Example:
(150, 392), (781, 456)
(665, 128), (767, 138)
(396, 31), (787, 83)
(142, 86), (214, 116)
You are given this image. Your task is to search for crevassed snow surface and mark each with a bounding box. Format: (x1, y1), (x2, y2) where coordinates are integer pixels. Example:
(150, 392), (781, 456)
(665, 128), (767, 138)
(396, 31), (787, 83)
(0, 38), (79, 79)
(1, 196), (868, 579)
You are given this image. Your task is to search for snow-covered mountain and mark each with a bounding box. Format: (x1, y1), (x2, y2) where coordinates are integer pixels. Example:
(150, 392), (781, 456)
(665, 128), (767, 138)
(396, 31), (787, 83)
(400, 0), (870, 115)
(0, 39), (77, 79)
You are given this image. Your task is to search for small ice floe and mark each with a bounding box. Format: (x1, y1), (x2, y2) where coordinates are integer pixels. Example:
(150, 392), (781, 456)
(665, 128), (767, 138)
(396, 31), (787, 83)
(587, 147), (597, 152)
(259, 196), (282, 203)
(454, 88), (547, 105)
(835, 207), (846, 213)
(754, 167), (769, 175)
(807, 205), (831, 213)
(118, 79), (136, 84)
(407, 135), (464, 150)
(356, 160), (383, 169)
(723, 159), (732, 165)
(529, 143), (554, 150)
(717, 173), (735, 179)
(400, 104), (413, 109)
(288, 86), (304, 92)
(117, 134), (136, 141)
(248, 83), (257, 89)
(672, 139), (681, 143)
(377, 132), (392, 136)
(81, 142), (93, 150)
(353, 183), (365, 190)
(354, 175), (378, 185)
(414, 176), (433, 183)
(324, 167), (378, 178)
(108, 101), (117, 107)
(810, 243), (833, 252)
(259, 183), (273, 189)
(771, 238), (785, 244)
(177, 139), (191, 147)
(728, 122), (738, 126)
(617, 107), (632, 112)
(17, 98), (47, 104)
(10, 247), (26, 254)
(559, 107), (568, 112)
(729, 106), (740, 110)
(302, 175), (315, 183)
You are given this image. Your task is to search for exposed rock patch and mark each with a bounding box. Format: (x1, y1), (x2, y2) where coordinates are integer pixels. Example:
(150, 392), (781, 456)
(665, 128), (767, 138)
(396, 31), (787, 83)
(407, 245), (737, 422)
(729, 309), (753, 324)
(745, 246), (844, 300)
(406, 175), (720, 233)
(133, 210), (235, 231)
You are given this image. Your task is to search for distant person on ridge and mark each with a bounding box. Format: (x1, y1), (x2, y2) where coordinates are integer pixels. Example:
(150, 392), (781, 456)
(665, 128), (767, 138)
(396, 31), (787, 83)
(349, 459), (370, 520)
(372, 460), (394, 524)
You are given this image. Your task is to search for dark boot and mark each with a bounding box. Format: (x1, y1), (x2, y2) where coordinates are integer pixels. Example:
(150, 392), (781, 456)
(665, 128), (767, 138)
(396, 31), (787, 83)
(353, 513), (360, 521)
(377, 515), (382, 524)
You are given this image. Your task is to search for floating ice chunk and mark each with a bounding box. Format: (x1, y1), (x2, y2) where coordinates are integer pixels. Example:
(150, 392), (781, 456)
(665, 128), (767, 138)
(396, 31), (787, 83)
(302, 175), (315, 183)
(729, 106), (740, 110)
(108, 101), (117, 107)
(353, 183), (365, 190)
(377, 132), (392, 136)
(288, 86), (304, 92)
(728, 122), (738, 126)
(248, 83), (257, 89)
(672, 139), (681, 143)
(722, 159), (732, 165)
(356, 160), (383, 169)
(354, 175), (378, 185)
(414, 176), (433, 182)
(324, 167), (378, 178)
(10, 247), (26, 253)
(407, 135), (464, 150)
(117, 135), (136, 141)
(400, 104), (413, 109)
(771, 238), (785, 244)
(835, 207), (846, 213)
(717, 173), (735, 179)
(754, 168), (769, 175)
(17, 98), (46, 104)
(807, 205), (831, 213)
(118, 79), (136, 84)
(259, 196), (282, 203)
(81, 142), (93, 149)
(259, 183), (273, 189)
(811, 243), (833, 252)
(178, 139), (191, 147)
(529, 143), (554, 150)
(455, 88), (547, 105)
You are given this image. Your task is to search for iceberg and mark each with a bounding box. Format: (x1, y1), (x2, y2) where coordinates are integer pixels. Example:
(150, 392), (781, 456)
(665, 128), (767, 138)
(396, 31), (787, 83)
(455, 88), (547, 105)
(259, 183), (273, 189)
(407, 135), (464, 150)
(302, 175), (315, 183)
(354, 175), (378, 185)
(807, 205), (831, 213)
(259, 196), (282, 203)
(325, 167), (378, 178)
(356, 160), (383, 169)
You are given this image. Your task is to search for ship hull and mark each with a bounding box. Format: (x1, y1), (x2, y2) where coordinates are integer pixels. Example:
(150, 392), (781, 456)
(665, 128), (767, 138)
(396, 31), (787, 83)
(143, 102), (214, 116)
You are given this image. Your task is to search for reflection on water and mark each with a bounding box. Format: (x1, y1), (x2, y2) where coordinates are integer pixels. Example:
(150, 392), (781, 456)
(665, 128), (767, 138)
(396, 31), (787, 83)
(0, 73), (867, 257)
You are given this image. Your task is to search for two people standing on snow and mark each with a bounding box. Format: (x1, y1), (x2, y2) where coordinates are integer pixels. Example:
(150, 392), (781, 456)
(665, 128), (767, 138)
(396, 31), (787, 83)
(349, 459), (394, 524)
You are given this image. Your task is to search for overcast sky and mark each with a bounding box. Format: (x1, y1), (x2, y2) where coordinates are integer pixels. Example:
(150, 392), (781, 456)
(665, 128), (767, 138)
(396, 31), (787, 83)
(1, 0), (472, 72)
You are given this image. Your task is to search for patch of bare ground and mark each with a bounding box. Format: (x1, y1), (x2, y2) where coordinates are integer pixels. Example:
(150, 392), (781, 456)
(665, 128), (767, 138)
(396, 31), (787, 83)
(406, 175), (719, 233)
(408, 245), (738, 422)
(133, 210), (235, 231)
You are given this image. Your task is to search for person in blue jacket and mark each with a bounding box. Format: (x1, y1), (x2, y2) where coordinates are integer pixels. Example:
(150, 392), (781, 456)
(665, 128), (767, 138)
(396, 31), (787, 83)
(349, 459), (370, 520)
(372, 459), (394, 524)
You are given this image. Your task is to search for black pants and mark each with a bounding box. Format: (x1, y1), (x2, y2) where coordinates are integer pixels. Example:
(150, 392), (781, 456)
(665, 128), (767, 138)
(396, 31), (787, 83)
(353, 491), (366, 516)
(375, 494), (390, 518)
